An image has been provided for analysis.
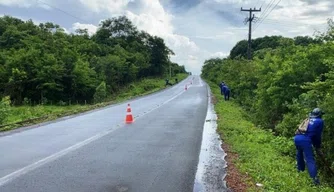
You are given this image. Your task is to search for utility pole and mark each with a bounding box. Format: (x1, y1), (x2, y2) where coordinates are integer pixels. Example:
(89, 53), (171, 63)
(241, 7), (261, 60)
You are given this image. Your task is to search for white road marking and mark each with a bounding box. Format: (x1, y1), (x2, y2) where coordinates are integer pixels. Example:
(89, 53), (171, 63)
(0, 85), (187, 187)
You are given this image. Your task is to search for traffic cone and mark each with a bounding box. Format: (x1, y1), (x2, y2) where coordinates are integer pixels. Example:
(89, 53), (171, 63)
(126, 103), (131, 112)
(125, 104), (134, 124)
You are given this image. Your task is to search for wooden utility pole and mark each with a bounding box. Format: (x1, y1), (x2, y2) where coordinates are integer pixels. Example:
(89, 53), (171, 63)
(241, 7), (261, 60)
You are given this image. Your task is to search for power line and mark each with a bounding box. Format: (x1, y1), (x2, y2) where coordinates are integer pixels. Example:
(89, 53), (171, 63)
(36, 0), (89, 23)
(253, 0), (281, 32)
(241, 7), (261, 60)
(260, 0), (281, 23)
(253, 0), (276, 29)
(258, 0), (275, 19)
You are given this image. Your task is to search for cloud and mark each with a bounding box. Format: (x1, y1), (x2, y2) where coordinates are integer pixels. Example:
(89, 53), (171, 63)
(299, 0), (333, 5)
(0, 0), (51, 9)
(123, 0), (205, 73)
(188, 55), (198, 60)
(211, 52), (229, 58)
(160, 0), (203, 13)
(71, 22), (98, 36)
(1, 0), (333, 74)
(0, 0), (33, 7)
(78, 0), (133, 14)
(62, 27), (70, 34)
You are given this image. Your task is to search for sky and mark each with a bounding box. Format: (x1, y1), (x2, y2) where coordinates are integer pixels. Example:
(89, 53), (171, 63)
(0, 0), (333, 74)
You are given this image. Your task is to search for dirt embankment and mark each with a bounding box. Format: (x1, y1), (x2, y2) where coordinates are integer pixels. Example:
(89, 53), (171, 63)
(221, 143), (254, 192)
(212, 94), (254, 192)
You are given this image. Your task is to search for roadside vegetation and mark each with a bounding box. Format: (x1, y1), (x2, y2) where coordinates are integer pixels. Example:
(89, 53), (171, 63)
(202, 19), (334, 191)
(0, 15), (188, 131)
(210, 82), (333, 191)
(0, 73), (187, 131)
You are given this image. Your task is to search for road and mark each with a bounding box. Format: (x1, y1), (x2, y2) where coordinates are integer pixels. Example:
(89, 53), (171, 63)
(0, 76), (227, 192)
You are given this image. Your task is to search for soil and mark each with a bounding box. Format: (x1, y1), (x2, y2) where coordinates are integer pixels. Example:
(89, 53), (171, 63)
(211, 93), (254, 192)
(211, 94), (218, 104)
(221, 143), (254, 192)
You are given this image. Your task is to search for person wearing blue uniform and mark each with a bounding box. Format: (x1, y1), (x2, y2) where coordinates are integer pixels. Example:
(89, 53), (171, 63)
(222, 85), (230, 101)
(219, 82), (225, 95)
(294, 108), (324, 185)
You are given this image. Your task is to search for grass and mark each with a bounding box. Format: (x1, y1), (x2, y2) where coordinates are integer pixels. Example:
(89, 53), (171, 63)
(208, 81), (334, 192)
(0, 73), (188, 132)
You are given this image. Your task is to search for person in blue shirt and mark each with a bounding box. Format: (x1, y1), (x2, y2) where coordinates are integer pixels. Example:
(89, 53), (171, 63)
(219, 82), (225, 95)
(294, 108), (325, 185)
(222, 85), (230, 101)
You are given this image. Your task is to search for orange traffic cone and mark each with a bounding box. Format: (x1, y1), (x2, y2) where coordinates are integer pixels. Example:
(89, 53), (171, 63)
(126, 103), (131, 112)
(125, 104), (134, 124)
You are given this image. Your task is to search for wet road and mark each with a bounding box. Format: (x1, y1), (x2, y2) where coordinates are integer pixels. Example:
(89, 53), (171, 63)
(0, 76), (226, 192)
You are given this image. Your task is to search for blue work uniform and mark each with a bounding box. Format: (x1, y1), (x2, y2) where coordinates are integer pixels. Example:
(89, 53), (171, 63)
(294, 117), (324, 181)
(223, 85), (230, 100)
(219, 83), (225, 95)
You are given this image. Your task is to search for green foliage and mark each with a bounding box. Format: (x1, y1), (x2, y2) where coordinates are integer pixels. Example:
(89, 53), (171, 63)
(229, 35), (321, 59)
(202, 19), (334, 186)
(94, 81), (107, 103)
(0, 96), (11, 124)
(0, 15), (187, 105)
(208, 82), (333, 191)
(1, 74), (187, 131)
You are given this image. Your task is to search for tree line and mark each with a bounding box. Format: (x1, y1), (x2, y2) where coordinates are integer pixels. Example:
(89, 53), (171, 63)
(201, 19), (334, 178)
(0, 15), (187, 105)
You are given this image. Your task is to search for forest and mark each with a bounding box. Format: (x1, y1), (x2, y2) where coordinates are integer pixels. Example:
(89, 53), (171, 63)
(0, 15), (186, 105)
(201, 19), (334, 182)
(0, 15), (187, 128)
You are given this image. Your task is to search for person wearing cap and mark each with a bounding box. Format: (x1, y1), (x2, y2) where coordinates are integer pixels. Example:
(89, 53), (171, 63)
(222, 84), (230, 101)
(294, 108), (325, 185)
(219, 81), (225, 95)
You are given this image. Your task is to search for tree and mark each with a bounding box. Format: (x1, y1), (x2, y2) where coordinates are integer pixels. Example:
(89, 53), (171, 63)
(0, 96), (11, 124)
(94, 81), (107, 103)
(0, 15), (186, 104)
(201, 20), (334, 179)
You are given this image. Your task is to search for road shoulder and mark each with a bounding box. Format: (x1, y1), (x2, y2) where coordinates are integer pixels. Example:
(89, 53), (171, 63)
(193, 82), (228, 192)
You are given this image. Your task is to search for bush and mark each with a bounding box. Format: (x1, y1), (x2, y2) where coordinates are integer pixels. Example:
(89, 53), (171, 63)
(208, 82), (334, 191)
(0, 96), (11, 125)
(94, 81), (107, 103)
(58, 100), (67, 106)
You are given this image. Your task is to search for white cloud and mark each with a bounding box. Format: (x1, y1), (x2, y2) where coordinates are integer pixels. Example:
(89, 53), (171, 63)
(0, 0), (32, 7)
(2, 0), (332, 74)
(188, 55), (197, 60)
(71, 22), (98, 36)
(125, 11), (174, 37)
(70, 0), (204, 73)
(211, 52), (229, 58)
(62, 27), (70, 34)
(0, 0), (51, 9)
(123, 0), (204, 74)
(78, 0), (133, 14)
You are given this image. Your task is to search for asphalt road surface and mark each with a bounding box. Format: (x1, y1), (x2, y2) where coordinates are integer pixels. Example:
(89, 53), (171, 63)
(0, 76), (226, 192)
